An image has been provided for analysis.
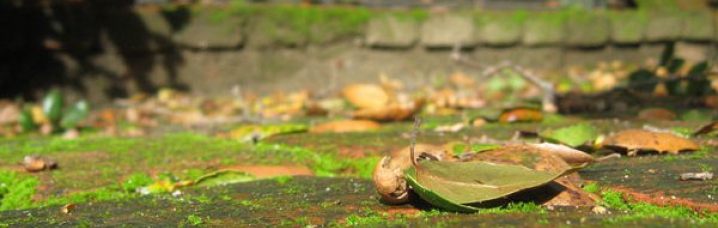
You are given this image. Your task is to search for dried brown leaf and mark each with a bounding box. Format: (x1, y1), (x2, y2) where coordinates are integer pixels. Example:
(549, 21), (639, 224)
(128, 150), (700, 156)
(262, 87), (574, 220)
(602, 129), (699, 156)
(309, 120), (380, 133)
(342, 84), (390, 110)
(498, 108), (543, 123)
(637, 108), (676, 120)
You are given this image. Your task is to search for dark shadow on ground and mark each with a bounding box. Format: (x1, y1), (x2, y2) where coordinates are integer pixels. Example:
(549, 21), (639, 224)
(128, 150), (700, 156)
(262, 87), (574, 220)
(0, 0), (191, 101)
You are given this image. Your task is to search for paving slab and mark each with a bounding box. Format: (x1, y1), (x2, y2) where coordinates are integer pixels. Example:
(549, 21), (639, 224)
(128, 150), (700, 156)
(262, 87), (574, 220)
(0, 176), (712, 227)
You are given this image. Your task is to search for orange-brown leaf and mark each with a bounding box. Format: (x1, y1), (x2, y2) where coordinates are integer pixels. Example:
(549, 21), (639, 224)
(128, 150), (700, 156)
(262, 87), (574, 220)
(498, 108), (543, 123)
(602, 129), (699, 155)
(309, 120), (381, 133)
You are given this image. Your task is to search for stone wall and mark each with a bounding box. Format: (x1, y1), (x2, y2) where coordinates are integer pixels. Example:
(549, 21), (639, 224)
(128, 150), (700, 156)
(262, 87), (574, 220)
(1, 4), (716, 103)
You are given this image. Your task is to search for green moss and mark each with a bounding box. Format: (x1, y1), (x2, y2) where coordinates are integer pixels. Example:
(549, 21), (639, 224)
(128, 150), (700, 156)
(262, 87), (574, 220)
(225, 5), (371, 46)
(564, 8), (609, 46)
(663, 146), (713, 162)
(608, 10), (647, 43)
(253, 143), (378, 178)
(476, 202), (547, 214)
(186, 214), (204, 225)
(39, 186), (135, 208)
(474, 10), (528, 45)
(121, 173), (153, 192)
(388, 9), (429, 22)
(600, 189), (718, 224)
(0, 171), (38, 211)
(582, 183), (600, 193)
(634, 0), (678, 10)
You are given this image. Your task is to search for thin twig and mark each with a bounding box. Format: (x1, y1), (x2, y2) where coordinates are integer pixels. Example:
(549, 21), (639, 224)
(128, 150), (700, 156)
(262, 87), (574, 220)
(451, 43), (557, 112)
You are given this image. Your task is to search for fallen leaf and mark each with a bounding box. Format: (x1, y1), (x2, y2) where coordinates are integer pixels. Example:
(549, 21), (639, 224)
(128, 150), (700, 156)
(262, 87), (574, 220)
(60, 101), (90, 129)
(405, 161), (576, 212)
(0, 101), (20, 125)
(601, 129), (700, 156)
(30, 105), (48, 125)
(637, 108), (676, 120)
(539, 123), (598, 147)
(353, 99), (423, 122)
(471, 118), (487, 127)
(467, 143), (595, 173)
(694, 121), (718, 136)
(42, 89), (64, 123)
(194, 169), (256, 187)
(498, 108), (542, 123)
(136, 179), (193, 195)
(61, 203), (76, 214)
(227, 124), (307, 143)
(309, 120), (380, 133)
(529, 143), (597, 167)
(373, 144), (452, 204)
(342, 84), (390, 110)
(219, 165), (313, 178)
(373, 156), (409, 204)
(434, 123), (464, 133)
(465, 143), (599, 207)
(23, 155), (57, 172)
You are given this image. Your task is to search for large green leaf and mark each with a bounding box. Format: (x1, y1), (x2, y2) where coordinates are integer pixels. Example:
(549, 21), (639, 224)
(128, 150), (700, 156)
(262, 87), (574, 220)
(60, 100), (90, 129)
(405, 161), (573, 212)
(539, 123), (597, 147)
(42, 90), (64, 123)
(193, 169), (255, 187)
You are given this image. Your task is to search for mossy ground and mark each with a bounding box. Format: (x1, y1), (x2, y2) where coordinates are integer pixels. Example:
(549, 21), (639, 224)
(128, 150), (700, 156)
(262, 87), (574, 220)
(1, 115), (717, 226)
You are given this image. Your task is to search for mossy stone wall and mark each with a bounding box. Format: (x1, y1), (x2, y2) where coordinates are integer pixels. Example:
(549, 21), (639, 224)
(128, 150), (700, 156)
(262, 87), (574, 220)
(115, 6), (718, 49)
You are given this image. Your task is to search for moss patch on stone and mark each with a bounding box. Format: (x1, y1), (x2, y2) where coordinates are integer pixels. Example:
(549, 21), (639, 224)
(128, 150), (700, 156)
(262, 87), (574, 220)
(475, 10), (528, 46)
(523, 11), (567, 46)
(608, 10), (647, 44)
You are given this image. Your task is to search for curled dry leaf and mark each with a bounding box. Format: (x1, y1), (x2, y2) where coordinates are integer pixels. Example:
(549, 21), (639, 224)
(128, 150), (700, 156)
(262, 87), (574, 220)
(498, 108), (543, 123)
(466, 143), (596, 169)
(372, 144), (451, 204)
(530, 143), (598, 167)
(23, 155), (57, 172)
(342, 84), (390, 110)
(373, 156), (409, 204)
(601, 129), (700, 156)
(637, 108), (676, 120)
(309, 120), (380, 133)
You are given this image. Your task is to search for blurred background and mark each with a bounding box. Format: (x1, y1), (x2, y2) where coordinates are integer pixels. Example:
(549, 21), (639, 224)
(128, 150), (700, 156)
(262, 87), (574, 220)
(1, 0), (717, 105)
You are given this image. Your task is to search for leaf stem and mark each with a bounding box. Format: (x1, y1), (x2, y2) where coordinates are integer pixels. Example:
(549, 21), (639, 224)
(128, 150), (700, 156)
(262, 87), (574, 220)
(410, 115), (422, 168)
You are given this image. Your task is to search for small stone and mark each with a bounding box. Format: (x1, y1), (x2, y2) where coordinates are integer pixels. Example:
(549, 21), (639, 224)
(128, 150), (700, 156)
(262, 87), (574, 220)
(62, 128), (80, 140)
(680, 172), (713, 181)
(592, 206), (608, 214)
(61, 203), (76, 214)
